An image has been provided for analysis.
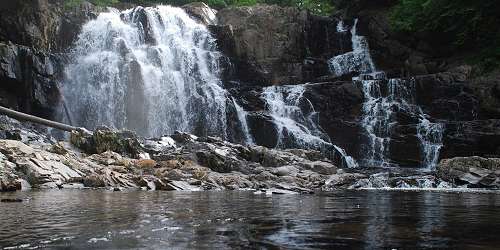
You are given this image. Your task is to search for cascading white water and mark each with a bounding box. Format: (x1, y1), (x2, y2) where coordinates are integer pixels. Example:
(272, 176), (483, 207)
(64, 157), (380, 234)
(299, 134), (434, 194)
(262, 85), (358, 168)
(361, 77), (445, 169)
(328, 19), (376, 77)
(329, 19), (444, 169)
(63, 6), (228, 138)
(336, 20), (348, 33)
(360, 78), (395, 166)
(417, 117), (444, 170)
(231, 97), (255, 145)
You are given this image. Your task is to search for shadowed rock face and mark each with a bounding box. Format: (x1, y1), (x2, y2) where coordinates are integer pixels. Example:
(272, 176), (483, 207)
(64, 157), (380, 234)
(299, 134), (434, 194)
(0, 42), (62, 119)
(0, 0), (101, 53)
(0, 0), (101, 119)
(214, 4), (351, 86)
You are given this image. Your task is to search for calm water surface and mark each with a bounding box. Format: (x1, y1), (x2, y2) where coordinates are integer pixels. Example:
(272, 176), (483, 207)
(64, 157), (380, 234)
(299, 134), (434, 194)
(1, 190), (500, 249)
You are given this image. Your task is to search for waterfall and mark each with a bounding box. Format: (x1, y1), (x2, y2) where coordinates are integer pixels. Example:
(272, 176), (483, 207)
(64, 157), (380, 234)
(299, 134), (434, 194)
(328, 19), (376, 77)
(329, 19), (444, 168)
(360, 77), (444, 168)
(262, 85), (358, 168)
(231, 97), (254, 145)
(336, 20), (348, 33)
(417, 117), (444, 170)
(63, 6), (228, 138)
(360, 78), (395, 167)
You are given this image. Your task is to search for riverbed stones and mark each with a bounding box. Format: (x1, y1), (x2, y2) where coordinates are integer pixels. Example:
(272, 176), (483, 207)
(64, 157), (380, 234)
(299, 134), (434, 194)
(322, 173), (367, 190)
(437, 156), (500, 187)
(2, 112), (500, 192)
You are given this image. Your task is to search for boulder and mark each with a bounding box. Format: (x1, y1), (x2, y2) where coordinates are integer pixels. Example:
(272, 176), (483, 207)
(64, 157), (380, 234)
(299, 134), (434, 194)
(272, 165), (300, 177)
(182, 2), (217, 26)
(437, 156), (500, 187)
(195, 150), (233, 173)
(70, 127), (142, 157)
(305, 161), (337, 175)
(322, 172), (367, 190)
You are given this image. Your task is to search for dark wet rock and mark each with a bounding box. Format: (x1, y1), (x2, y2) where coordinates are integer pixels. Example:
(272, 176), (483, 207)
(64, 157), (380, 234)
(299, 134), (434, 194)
(70, 127), (142, 157)
(304, 82), (364, 157)
(126, 7), (156, 45)
(182, 2), (217, 26)
(0, 179), (22, 192)
(0, 42), (62, 119)
(0, 0), (100, 119)
(0, 0), (101, 52)
(437, 156), (500, 187)
(246, 113), (279, 148)
(415, 72), (479, 121)
(196, 150), (232, 173)
(215, 5), (347, 86)
(440, 120), (500, 160)
(1, 198), (23, 202)
(171, 131), (198, 144)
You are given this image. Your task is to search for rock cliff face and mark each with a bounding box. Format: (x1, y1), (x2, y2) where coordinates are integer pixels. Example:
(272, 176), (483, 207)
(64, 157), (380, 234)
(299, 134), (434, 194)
(214, 4), (349, 86)
(0, 1), (500, 174)
(0, 42), (62, 119)
(0, 0), (101, 119)
(0, 0), (101, 53)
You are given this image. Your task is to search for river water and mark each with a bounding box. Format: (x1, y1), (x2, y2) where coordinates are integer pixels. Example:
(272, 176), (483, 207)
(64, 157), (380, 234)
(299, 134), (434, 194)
(1, 190), (500, 249)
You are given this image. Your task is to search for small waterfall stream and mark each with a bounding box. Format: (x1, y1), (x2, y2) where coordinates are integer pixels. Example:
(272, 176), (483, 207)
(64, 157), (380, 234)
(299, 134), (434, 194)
(329, 19), (444, 169)
(231, 97), (254, 145)
(262, 85), (358, 168)
(329, 19), (376, 76)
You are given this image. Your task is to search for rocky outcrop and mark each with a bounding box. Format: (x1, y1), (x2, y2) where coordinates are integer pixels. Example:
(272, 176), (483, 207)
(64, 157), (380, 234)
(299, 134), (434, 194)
(182, 2), (218, 26)
(0, 0), (101, 52)
(437, 157), (500, 188)
(0, 115), (342, 192)
(70, 127), (142, 157)
(0, 42), (62, 119)
(7, 115), (500, 191)
(304, 81), (364, 156)
(214, 5), (348, 86)
(0, 0), (101, 119)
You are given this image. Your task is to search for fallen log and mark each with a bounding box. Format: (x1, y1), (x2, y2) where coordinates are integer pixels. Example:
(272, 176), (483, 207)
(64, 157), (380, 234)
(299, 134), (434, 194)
(0, 105), (85, 132)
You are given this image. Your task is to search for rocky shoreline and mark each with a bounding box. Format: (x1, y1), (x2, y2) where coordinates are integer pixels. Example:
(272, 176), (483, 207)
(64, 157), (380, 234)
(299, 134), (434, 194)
(1, 115), (499, 193)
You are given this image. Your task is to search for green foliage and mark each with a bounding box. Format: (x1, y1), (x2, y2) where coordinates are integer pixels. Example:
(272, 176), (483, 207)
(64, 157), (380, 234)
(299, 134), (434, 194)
(65, 0), (119, 8)
(390, 0), (500, 71)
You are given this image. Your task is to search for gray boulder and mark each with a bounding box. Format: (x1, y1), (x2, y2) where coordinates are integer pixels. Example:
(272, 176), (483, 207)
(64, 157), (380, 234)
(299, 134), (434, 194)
(437, 156), (500, 187)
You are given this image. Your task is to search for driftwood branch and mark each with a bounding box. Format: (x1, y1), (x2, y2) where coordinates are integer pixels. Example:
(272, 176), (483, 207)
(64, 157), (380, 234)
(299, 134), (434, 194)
(0, 105), (83, 132)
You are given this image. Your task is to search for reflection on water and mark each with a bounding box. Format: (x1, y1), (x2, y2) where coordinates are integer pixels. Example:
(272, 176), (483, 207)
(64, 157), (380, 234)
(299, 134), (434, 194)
(1, 190), (500, 249)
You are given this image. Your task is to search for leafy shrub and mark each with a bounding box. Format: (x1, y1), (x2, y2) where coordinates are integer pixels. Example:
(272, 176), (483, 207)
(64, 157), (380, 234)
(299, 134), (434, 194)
(390, 0), (500, 71)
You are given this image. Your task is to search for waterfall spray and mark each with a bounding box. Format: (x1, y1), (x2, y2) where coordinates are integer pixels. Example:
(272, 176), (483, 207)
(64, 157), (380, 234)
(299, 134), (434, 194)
(64, 6), (228, 138)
